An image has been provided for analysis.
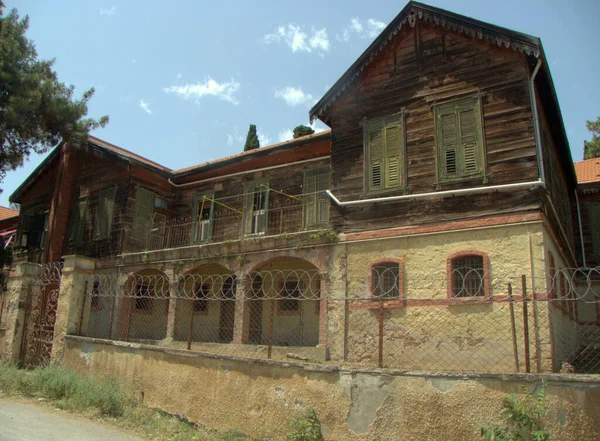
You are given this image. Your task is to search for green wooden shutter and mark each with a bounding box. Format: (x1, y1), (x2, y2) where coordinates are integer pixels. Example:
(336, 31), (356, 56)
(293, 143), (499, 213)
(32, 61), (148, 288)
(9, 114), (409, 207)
(438, 110), (458, 179)
(384, 125), (402, 188)
(69, 198), (88, 243)
(243, 182), (254, 235)
(133, 187), (155, 241)
(458, 105), (480, 175)
(303, 171), (317, 228)
(317, 170), (330, 225)
(368, 125), (384, 191)
(258, 186), (269, 234)
(192, 192), (214, 242)
(95, 187), (116, 239)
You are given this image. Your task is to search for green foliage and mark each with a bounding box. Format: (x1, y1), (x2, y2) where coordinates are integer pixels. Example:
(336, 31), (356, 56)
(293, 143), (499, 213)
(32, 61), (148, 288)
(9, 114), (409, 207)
(480, 381), (550, 441)
(287, 408), (323, 441)
(244, 124), (260, 151)
(0, 3), (108, 187)
(293, 125), (315, 139)
(584, 117), (600, 159)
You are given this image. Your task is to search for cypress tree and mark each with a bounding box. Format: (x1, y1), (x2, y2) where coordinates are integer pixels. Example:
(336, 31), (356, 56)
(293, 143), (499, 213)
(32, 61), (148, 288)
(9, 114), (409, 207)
(244, 124), (260, 151)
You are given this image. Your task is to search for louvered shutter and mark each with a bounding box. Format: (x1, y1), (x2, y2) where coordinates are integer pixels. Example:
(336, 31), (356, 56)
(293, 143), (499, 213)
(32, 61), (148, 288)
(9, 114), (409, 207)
(243, 182), (254, 235)
(317, 171), (330, 224)
(133, 188), (155, 242)
(385, 124), (402, 188)
(69, 198), (88, 243)
(458, 106), (479, 174)
(95, 187), (116, 239)
(303, 171), (317, 228)
(439, 110), (458, 178)
(257, 187), (269, 234)
(368, 125), (384, 191)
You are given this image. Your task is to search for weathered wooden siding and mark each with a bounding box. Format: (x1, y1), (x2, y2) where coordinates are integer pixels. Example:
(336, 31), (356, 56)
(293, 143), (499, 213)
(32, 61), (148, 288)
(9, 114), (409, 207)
(326, 23), (541, 232)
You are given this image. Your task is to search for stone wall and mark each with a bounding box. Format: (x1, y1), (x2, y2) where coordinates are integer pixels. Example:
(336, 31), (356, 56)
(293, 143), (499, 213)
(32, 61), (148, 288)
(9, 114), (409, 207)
(63, 336), (600, 441)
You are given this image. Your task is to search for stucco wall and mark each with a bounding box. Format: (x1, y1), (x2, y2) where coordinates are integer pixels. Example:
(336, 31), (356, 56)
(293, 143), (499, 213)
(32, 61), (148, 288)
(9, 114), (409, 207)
(326, 222), (554, 371)
(63, 336), (600, 441)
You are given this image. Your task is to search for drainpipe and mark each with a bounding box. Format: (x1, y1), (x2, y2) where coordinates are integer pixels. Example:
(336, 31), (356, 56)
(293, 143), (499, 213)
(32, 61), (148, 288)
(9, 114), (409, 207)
(326, 181), (544, 207)
(529, 57), (545, 185)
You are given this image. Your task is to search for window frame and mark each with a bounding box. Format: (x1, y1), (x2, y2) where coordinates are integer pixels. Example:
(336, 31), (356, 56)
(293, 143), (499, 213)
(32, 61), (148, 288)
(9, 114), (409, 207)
(369, 259), (405, 304)
(192, 191), (215, 243)
(243, 180), (270, 236)
(134, 282), (153, 314)
(192, 282), (210, 315)
(303, 168), (330, 229)
(363, 111), (406, 194)
(433, 95), (487, 185)
(446, 250), (490, 299)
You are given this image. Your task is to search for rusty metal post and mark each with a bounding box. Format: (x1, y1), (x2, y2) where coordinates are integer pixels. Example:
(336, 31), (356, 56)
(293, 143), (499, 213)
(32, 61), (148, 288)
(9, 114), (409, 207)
(378, 301), (384, 368)
(78, 281), (88, 336)
(267, 298), (275, 360)
(522, 275), (531, 373)
(187, 299), (195, 350)
(126, 298), (134, 342)
(507, 283), (519, 373)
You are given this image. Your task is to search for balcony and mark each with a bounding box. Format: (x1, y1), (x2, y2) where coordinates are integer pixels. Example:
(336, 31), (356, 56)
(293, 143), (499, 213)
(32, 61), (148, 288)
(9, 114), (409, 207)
(122, 190), (330, 254)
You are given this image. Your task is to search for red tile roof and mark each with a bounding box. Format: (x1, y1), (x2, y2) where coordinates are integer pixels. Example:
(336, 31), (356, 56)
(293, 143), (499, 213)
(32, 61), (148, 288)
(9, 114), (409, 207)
(0, 206), (19, 221)
(574, 158), (600, 184)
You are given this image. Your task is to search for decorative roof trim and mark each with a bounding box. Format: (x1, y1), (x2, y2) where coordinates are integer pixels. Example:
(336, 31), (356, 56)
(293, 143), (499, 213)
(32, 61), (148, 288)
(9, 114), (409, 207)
(309, 1), (541, 122)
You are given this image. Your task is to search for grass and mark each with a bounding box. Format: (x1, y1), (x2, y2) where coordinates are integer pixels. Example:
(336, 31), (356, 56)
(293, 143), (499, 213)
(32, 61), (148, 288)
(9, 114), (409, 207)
(0, 362), (261, 441)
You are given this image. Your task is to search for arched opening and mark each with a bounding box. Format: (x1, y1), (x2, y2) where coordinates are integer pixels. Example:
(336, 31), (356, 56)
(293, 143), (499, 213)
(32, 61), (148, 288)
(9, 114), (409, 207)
(175, 264), (236, 344)
(246, 257), (322, 348)
(119, 269), (169, 341)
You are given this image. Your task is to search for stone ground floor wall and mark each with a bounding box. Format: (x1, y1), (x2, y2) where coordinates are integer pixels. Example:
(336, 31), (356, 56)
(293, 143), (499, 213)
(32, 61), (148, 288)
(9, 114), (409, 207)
(63, 336), (600, 441)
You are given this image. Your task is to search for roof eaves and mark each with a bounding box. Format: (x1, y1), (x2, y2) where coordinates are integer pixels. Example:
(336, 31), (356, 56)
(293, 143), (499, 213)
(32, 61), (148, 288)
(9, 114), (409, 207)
(173, 130), (331, 178)
(310, 1), (541, 122)
(9, 146), (61, 203)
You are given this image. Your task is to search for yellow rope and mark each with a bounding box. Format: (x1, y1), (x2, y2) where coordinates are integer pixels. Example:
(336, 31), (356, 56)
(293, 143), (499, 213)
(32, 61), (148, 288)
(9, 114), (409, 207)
(260, 184), (302, 201)
(198, 196), (206, 221)
(202, 195), (243, 215)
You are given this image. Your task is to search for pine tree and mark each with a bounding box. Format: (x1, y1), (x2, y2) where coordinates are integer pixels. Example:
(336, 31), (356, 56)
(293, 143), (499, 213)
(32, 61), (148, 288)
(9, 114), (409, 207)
(0, 3), (108, 190)
(244, 124), (260, 151)
(293, 125), (315, 139)
(584, 117), (600, 159)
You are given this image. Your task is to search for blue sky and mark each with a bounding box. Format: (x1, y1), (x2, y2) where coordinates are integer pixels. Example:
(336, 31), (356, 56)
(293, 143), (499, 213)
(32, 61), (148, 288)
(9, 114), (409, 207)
(2, 0), (599, 206)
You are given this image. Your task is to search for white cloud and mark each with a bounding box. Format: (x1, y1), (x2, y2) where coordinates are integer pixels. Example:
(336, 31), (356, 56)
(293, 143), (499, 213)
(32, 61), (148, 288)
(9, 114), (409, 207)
(258, 132), (271, 146)
(99, 6), (116, 16)
(263, 24), (329, 54)
(337, 17), (386, 41)
(274, 86), (314, 107)
(163, 77), (241, 105)
(226, 127), (245, 146)
(278, 129), (294, 143)
(139, 99), (152, 114)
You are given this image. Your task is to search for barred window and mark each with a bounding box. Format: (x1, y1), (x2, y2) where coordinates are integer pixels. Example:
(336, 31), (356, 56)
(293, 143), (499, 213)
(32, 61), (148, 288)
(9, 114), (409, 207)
(279, 280), (302, 314)
(450, 255), (486, 297)
(372, 263), (401, 299)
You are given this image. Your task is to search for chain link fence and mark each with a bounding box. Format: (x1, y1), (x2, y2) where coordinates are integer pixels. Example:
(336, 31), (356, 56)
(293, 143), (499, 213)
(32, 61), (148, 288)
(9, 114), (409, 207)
(80, 267), (600, 375)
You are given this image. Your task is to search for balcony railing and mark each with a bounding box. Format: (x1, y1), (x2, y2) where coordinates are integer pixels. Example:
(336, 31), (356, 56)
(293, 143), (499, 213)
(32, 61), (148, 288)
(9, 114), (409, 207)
(123, 190), (329, 254)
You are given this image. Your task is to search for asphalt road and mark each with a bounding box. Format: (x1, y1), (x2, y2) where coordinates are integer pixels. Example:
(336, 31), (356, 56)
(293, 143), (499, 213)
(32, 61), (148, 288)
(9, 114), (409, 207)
(0, 397), (145, 441)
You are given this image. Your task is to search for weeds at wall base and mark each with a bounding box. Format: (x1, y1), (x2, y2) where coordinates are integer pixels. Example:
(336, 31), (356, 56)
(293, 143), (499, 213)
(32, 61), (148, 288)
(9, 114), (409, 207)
(0, 362), (262, 441)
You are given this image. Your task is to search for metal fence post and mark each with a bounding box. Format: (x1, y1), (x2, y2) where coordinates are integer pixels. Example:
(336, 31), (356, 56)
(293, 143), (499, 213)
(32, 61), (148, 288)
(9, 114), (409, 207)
(521, 275), (531, 373)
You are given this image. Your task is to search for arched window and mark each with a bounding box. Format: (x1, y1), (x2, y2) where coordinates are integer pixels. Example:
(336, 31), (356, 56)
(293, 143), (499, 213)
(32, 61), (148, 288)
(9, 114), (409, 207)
(447, 251), (490, 298)
(370, 260), (403, 300)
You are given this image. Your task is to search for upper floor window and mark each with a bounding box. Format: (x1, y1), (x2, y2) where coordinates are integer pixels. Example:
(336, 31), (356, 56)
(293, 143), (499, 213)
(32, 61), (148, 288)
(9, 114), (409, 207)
(447, 251), (489, 298)
(20, 210), (48, 249)
(68, 197), (88, 244)
(434, 97), (486, 183)
(371, 261), (402, 300)
(193, 192), (214, 243)
(94, 187), (116, 240)
(364, 113), (405, 192)
(303, 168), (330, 229)
(244, 181), (269, 235)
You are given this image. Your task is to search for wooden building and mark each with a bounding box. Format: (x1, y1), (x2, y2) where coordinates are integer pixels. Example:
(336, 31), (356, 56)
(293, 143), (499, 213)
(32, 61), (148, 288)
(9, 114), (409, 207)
(2, 1), (596, 374)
